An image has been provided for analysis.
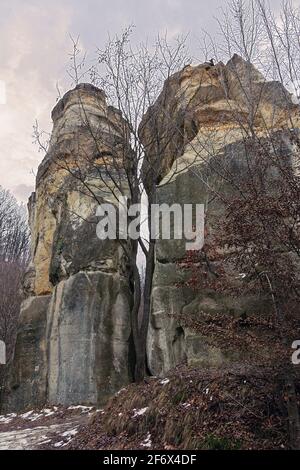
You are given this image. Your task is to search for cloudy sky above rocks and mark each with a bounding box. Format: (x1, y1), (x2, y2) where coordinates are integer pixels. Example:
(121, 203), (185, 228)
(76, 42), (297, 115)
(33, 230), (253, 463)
(0, 0), (286, 201)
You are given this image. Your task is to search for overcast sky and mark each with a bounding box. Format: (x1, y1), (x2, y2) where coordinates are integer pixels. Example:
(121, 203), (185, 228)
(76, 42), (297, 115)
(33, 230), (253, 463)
(0, 0), (287, 201)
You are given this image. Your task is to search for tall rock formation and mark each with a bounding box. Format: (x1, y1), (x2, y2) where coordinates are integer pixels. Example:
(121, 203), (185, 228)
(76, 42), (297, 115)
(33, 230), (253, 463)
(5, 84), (134, 411)
(140, 55), (300, 376)
(4, 55), (299, 412)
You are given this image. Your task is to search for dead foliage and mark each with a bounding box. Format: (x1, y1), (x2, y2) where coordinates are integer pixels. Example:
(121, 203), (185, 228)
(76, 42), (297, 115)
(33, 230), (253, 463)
(68, 364), (295, 450)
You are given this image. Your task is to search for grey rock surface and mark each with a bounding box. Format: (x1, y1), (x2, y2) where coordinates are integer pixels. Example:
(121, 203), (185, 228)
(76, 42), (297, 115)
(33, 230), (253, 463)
(4, 84), (134, 411)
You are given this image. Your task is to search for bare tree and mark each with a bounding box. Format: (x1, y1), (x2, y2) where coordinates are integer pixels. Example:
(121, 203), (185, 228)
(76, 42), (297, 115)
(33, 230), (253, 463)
(180, 0), (300, 449)
(0, 187), (30, 263)
(32, 29), (192, 382)
(32, 8), (300, 446)
(0, 186), (30, 406)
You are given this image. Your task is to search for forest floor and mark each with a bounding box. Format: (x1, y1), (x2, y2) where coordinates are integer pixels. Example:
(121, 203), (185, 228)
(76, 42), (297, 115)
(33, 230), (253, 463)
(0, 364), (295, 450)
(67, 364), (290, 450)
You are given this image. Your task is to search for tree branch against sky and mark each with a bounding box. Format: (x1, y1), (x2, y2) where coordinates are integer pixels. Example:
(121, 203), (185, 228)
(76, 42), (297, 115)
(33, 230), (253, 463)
(0, 0), (286, 202)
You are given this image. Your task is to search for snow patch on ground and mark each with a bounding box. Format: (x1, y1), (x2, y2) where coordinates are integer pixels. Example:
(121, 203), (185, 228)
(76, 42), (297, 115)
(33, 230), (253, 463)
(181, 402), (191, 408)
(67, 405), (93, 413)
(0, 405), (91, 450)
(0, 422), (79, 450)
(0, 413), (17, 424)
(54, 441), (64, 448)
(18, 409), (56, 421)
(141, 432), (152, 448)
(159, 378), (170, 386)
(133, 407), (148, 418)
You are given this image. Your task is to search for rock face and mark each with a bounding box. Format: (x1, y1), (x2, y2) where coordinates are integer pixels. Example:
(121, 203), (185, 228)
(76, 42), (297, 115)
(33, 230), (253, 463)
(140, 55), (300, 376)
(7, 296), (50, 411)
(4, 56), (299, 410)
(5, 84), (134, 411)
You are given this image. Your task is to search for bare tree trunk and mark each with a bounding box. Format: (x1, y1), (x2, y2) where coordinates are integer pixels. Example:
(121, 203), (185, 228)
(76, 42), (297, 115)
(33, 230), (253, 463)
(130, 238), (142, 382)
(132, 194), (156, 382)
(135, 241), (155, 382)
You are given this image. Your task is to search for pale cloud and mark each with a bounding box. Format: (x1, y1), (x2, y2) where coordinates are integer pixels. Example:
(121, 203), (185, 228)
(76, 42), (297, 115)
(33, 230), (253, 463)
(0, 0), (288, 201)
(12, 183), (34, 202)
(0, 0), (73, 200)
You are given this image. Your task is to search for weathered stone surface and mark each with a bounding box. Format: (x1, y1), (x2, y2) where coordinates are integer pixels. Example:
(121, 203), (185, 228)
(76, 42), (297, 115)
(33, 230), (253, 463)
(5, 56), (299, 410)
(5, 84), (134, 411)
(30, 83), (129, 296)
(47, 271), (133, 406)
(141, 55), (300, 376)
(4, 296), (50, 412)
(140, 54), (299, 194)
